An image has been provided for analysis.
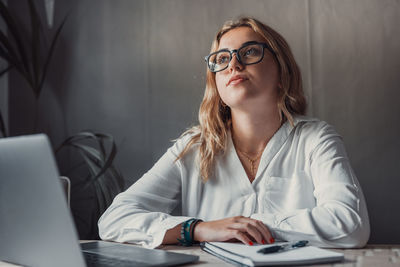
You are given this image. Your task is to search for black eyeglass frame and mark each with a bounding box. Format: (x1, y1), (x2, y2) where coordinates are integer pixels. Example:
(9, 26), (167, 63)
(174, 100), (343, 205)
(204, 41), (275, 73)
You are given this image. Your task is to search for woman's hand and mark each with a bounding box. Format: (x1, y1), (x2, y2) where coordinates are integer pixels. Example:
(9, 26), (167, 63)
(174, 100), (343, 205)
(193, 216), (274, 245)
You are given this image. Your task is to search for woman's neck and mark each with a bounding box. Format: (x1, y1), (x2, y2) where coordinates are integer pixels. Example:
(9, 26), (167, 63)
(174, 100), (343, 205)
(231, 108), (282, 156)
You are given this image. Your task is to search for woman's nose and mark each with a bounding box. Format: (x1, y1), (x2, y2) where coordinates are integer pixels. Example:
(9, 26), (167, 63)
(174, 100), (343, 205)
(229, 53), (243, 72)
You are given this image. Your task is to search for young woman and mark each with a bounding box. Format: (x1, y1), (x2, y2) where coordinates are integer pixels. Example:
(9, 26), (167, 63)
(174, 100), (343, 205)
(98, 17), (370, 249)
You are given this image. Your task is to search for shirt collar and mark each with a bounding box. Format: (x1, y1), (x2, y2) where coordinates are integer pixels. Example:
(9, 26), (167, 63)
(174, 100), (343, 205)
(292, 115), (319, 127)
(225, 115), (317, 186)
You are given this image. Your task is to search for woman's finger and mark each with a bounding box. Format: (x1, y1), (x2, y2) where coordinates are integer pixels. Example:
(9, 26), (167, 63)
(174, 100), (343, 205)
(230, 222), (264, 244)
(235, 217), (273, 244)
(254, 220), (274, 243)
(229, 229), (253, 245)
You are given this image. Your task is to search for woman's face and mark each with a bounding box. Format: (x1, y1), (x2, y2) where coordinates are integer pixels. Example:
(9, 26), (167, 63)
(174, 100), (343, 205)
(215, 27), (280, 112)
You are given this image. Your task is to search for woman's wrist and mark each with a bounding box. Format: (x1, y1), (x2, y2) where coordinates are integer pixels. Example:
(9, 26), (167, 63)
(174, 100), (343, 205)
(177, 218), (203, 246)
(162, 224), (181, 244)
(193, 221), (205, 242)
(190, 219), (203, 243)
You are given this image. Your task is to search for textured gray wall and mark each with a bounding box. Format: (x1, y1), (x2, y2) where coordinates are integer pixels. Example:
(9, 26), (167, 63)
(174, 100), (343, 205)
(309, 0), (400, 244)
(0, 18), (8, 135)
(8, 0), (400, 243)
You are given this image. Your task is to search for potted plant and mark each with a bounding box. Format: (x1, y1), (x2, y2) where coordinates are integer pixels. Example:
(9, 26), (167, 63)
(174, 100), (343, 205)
(0, 0), (124, 239)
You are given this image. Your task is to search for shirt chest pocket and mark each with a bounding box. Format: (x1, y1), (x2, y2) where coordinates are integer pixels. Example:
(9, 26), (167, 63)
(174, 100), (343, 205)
(264, 172), (315, 212)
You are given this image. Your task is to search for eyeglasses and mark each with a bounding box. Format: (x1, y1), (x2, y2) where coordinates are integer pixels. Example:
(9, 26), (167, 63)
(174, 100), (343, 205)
(204, 41), (274, 73)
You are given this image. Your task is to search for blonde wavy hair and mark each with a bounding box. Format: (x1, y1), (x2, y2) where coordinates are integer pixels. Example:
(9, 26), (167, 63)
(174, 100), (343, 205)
(177, 17), (307, 181)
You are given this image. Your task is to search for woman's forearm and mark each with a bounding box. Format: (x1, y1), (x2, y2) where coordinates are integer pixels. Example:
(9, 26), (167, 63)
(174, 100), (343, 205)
(162, 224), (181, 244)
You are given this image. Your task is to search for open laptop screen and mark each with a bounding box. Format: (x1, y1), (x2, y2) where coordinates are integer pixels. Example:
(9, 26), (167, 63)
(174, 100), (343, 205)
(0, 134), (198, 267)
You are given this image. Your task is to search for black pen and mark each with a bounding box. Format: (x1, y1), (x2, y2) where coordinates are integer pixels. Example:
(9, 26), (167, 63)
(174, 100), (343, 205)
(257, 240), (309, 254)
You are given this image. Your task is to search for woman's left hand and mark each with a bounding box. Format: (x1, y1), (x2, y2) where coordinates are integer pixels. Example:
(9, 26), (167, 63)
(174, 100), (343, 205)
(193, 216), (274, 245)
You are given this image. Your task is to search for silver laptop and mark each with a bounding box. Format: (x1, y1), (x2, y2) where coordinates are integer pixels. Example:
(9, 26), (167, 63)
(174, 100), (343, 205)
(0, 134), (199, 267)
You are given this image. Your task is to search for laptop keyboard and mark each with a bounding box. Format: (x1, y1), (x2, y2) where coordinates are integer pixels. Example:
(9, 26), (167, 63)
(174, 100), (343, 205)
(84, 252), (150, 267)
(81, 241), (199, 267)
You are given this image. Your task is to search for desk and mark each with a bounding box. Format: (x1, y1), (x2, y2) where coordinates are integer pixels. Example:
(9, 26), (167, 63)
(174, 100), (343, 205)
(162, 244), (400, 266)
(1, 244), (399, 266)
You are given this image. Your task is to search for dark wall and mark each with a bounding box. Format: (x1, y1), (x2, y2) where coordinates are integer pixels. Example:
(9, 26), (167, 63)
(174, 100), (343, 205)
(8, 0), (400, 243)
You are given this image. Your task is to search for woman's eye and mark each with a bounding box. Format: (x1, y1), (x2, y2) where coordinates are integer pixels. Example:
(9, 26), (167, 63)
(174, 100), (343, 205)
(244, 48), (259, 56)
(217, 55), (229, 64)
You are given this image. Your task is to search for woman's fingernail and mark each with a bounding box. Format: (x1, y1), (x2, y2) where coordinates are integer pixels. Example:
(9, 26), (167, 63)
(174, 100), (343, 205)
(249, 241), (254, 246)
(269, 238), (275, 243)
(262, 239), (266, 244)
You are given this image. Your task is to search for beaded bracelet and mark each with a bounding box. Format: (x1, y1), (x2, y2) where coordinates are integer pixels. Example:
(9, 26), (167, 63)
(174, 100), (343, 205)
(177, 218), (203, 246)
(190, 219), (202, 242)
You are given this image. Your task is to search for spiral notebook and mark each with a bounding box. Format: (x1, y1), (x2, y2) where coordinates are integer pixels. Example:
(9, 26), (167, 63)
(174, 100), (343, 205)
(201, 241), (344, 266)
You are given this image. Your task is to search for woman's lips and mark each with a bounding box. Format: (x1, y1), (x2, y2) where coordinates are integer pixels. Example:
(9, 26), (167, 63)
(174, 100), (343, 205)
(227, 75), (248, 86)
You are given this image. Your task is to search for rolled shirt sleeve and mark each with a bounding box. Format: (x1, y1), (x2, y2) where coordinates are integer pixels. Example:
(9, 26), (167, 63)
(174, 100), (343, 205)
(98, 138), (192, 248)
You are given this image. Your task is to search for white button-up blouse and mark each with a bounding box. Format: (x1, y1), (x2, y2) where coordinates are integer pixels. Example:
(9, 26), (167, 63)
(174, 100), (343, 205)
(98, 116), (370, 249)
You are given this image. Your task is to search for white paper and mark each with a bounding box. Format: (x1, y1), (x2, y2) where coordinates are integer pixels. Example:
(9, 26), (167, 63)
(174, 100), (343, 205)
(204, 242), (344, 266)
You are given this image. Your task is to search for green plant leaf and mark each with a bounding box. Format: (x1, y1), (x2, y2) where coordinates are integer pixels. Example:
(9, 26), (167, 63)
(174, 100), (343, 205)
(0, 65), (12, 77)
(38, 13), (68, 97)
(0, 31), (31, 80)
(56, 131), (99, 152)
(79, 152), (113, 215)
(56, 130), (125, 217)
(108, 165), (125, 193)
(0, 30), (21, 66)
(93, 181), (106, 217)
(96, 173), (114, 213)
(0, 0), (32, 83)
(75, 149), (113, 211)
(57, 133), (108, 179)
(78, 149), (101, 177)
(64, 143), (106, 187)
(27, 0), (42, 95)
(0, 45), (34, 89)
(70, 143), (105, 164)
(60, 131), (117, 180)
(93, 134), (117, 179)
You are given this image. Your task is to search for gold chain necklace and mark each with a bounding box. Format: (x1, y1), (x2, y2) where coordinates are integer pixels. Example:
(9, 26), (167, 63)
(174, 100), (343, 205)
(235, 147), (264, 178)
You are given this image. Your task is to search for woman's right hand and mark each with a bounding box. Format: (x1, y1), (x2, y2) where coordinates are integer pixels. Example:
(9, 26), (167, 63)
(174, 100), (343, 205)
(193, 216), (275, 245)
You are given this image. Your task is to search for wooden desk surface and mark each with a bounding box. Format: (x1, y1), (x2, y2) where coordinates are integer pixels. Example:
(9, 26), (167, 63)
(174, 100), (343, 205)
(1, 244), (399, 266)
(161, 244), (400, 267)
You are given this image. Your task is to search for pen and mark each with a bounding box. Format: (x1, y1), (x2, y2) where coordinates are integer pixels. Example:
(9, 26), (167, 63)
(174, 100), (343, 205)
(257, 240), (309, 254)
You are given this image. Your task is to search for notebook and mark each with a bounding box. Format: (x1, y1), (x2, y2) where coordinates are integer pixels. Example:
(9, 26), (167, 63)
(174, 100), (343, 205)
(201, 241), (344, 266)
(0, 134), (199, 267)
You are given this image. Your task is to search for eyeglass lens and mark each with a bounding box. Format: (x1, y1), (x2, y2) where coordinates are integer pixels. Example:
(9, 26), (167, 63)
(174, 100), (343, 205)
(208, 43), (265, 72)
